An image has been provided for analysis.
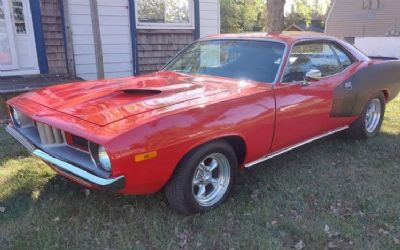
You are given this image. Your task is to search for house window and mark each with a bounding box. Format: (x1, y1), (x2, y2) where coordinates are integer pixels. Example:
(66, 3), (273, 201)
(0, 1), (5, 20)
(136, 0), (194, 28)
(362, 0), (380, 10)
(11, 0), (26, 34)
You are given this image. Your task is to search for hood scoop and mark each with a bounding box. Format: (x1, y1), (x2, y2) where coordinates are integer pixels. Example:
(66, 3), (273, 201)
(123, 89), (162, 96)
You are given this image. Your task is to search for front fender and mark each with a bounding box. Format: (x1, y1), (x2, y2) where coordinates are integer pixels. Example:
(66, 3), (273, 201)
(104, 91), (275, 194)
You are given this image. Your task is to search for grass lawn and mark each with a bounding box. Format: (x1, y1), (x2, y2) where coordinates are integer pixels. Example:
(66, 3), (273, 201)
(0, 96), (399, 250)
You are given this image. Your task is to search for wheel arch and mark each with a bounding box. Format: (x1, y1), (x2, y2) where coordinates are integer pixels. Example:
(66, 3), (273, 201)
(162, 134), (247, 193)
(170, 135), (247, 176)
(381, 89), (389, 102)
(220, 135), (247, 165)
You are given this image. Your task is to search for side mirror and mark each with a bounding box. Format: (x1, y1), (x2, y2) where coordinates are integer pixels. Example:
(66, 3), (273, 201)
(305, 69), (322, 81)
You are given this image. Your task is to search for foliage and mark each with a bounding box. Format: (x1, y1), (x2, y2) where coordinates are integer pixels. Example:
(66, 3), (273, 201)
(137, 0), (189, 23)
(285, 0), (325, 29)
(220, 0), (267, 33)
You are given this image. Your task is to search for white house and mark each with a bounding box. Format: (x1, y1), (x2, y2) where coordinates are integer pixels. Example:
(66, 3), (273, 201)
(325, 0), (400, 59)
(0, 0), (221, 79)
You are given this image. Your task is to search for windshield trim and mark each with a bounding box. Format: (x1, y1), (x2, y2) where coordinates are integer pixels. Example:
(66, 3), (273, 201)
(161, 38), (288, 84)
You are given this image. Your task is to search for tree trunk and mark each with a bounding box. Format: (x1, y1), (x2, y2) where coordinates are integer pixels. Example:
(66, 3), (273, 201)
(266, 0), (286, 33)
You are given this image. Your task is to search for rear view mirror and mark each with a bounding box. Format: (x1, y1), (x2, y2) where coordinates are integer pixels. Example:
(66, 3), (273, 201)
(305, 69), (322, 81)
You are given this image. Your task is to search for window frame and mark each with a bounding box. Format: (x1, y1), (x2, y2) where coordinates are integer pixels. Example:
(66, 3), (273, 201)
(280, 39), (358, 84)
(135, 0), (195, 30)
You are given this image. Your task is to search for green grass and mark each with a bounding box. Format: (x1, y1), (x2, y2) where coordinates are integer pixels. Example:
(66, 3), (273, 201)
(1, 96), (400, 250)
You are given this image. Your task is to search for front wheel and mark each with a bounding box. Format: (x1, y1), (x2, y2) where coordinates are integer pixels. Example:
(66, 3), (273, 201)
(165, 141), (238, 215)
(348, 93), (386, 139)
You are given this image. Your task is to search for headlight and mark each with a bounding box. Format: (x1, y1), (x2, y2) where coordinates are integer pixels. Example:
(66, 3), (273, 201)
(89, 143), (112, 172)
(10, 107), (21, 127)
(98, 146), (112, 172)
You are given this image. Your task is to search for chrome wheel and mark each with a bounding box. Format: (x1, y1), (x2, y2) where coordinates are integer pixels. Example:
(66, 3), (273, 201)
(365, 98), (382, 133)
(192, 153), (231, 207)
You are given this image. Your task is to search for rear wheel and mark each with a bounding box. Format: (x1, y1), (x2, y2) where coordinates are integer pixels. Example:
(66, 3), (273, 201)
(165, 141), (238, 215)
(348, 93), (385, 139)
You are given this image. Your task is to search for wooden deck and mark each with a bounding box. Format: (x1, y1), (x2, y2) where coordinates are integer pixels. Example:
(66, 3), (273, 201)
(0, 74), (82, 94)
(0, 74), (83, 121)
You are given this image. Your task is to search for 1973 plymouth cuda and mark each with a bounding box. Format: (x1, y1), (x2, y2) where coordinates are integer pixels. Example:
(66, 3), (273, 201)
(6, 32), (400, 214)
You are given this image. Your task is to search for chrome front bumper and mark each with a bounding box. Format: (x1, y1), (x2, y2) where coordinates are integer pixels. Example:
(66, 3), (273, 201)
(6, 125), (125, 191)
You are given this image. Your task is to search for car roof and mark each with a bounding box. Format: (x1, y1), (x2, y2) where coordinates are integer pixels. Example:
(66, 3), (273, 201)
(202, 31), (339, 44)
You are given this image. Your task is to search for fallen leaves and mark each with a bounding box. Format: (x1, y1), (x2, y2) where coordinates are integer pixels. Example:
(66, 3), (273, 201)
(175, 228), (189, 249)
(325, 224), (330, 234)
(178, 231), (188, 249)
(327, 242), (337, 249)
(294, 240), (305, 250)
(329, 200), (353, 218)
(324, 224), (341, 238)
(250, 189), (261, 201)
(84, 189), (91, 197)
(379, 228), (390, 235)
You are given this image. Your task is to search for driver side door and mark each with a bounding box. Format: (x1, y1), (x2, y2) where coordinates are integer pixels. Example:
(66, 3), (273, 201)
(270, 40), (357, 152)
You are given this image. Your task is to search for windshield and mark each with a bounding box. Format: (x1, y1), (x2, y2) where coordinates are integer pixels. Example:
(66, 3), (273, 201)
(164, 40), (286, 83)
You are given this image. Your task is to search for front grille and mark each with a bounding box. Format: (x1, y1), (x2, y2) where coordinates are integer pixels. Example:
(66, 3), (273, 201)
(35, 121), (66, 145)
(71, 134), (89, 151)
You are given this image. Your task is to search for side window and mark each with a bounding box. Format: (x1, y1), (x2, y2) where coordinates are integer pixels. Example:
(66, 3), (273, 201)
(331, 44), (354, 70)
(282, 42), (341, 83)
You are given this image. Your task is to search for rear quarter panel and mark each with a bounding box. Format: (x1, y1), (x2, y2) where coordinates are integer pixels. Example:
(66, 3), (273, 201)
(332, 60), (400, 117)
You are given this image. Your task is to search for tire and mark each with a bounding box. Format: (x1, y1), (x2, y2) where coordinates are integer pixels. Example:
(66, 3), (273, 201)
(347, 92), (386, 140)
(165, 140), (238, 215)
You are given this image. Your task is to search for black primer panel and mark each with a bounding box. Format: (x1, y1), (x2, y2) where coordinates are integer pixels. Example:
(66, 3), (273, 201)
(331, 61), (400, 117)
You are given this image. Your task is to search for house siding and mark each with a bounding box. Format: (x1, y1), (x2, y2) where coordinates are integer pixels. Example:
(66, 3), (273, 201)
(137, 29), (195, 74)
(40, 0), (67, 74)
(136, 0), (220, 74)
(326, 0), (400, 38)
(199, 0), (220, 37)
(98, 0), (133, 78)
(355, 37), (400, 58)
(67, 0), (97, 80)
(67, 0), (133, 80)
(65, 0), (220, 79)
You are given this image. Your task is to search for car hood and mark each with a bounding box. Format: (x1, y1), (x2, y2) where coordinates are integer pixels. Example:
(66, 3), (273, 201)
(23, 71), (244, 126)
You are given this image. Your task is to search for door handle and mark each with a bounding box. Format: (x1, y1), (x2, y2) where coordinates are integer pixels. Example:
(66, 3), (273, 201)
(300, 80), (311, 87)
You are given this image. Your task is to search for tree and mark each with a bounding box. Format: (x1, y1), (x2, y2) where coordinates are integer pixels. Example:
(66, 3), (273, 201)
(285, 0), (324, 29)
(220, 0), (266, 33)
(266, 0), (286, 32)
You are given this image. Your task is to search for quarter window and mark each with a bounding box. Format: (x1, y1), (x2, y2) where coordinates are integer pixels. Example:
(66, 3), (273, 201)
(282, 42), (341, 83)
(136, 0), (193, 28)
(331, 44), (354, 70)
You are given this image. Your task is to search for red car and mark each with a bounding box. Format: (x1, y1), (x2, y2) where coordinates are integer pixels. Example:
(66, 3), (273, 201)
(6, 33), (400, 214)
